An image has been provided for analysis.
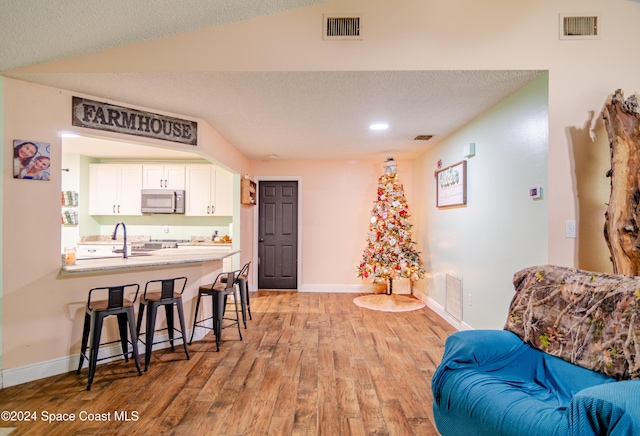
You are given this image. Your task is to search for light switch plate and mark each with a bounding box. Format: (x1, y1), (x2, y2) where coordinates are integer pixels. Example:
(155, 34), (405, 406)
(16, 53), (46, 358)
(565, 220), (576, 238)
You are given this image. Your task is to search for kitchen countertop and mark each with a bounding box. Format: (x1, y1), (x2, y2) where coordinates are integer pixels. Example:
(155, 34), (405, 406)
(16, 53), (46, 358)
(76, 240), (232, 247)
(77, 237), (231, 247)
(62, 247), (239, 275)
(178, 241), (232, 246)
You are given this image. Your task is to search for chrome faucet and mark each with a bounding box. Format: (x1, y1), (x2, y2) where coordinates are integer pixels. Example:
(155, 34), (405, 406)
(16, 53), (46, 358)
(112, 221), (128, 259)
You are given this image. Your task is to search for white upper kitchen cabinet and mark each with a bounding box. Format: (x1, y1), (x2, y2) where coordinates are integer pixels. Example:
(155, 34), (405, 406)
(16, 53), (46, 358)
(142, 164), (185, 190)
(89, 164), (143, 215)
(185, 164), (233, 216)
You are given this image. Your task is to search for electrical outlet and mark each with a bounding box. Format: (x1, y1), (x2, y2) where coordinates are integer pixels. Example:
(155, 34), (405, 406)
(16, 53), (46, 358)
(467, 293), (472, 306)
(163, 225), (169, 233)
(565, 220), (576, 238)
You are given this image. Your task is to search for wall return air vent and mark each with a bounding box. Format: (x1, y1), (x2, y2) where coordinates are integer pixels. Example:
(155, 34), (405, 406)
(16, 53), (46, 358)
(323, 14), (362, 40)
(559, 14), (599, 40)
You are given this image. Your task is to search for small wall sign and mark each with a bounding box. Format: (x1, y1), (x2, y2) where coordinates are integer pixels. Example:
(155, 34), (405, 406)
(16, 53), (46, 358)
(72, 97), (198, 146)
(436, 160), (467, 207)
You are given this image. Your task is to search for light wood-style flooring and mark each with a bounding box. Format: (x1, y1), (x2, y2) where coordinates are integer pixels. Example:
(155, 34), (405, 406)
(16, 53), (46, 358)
(0, 291), (455, 435)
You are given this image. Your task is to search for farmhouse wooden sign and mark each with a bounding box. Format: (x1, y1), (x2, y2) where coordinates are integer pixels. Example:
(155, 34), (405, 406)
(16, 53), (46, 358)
(72, 97), (197, 145)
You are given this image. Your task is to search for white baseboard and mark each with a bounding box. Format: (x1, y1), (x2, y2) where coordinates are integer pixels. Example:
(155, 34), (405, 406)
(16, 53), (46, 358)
(1, 324), (211, 389)
(298, 284), (371, 293)
(2, 354), (80, 388)
(298, 283), (412, 294)
(418, 295), (473, 331)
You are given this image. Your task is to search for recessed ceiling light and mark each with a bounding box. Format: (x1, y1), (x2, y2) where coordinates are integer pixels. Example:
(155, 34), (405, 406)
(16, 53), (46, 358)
(369, 123), (389, 131)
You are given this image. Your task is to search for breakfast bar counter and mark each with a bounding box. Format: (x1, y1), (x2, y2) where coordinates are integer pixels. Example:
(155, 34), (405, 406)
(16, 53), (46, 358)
(61, 248), (239, 275)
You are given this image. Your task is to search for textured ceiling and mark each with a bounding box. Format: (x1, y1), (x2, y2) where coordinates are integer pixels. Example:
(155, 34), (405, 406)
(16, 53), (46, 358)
(32, 70), (543, 161)
(1, 1), (543, 161)
(0, 0), (326, 71)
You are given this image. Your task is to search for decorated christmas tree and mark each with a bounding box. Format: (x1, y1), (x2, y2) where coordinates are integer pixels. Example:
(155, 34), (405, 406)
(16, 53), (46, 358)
(357, 156), (425, 294)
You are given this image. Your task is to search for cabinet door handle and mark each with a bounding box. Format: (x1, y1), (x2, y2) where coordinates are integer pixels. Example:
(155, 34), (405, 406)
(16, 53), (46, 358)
(160, 179), (163, 187)
(207, 206), (210, 214)
(164, 179), (168, 187)
(117, 205), (120, 213)
(211, 205), (215, 215)
(113, 205), (116, 214)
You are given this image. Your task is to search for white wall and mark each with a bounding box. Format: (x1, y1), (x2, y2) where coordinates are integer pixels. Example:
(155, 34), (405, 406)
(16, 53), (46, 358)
(9, 0), (640, 275)
(413, 75), (548, 329)
(1, 78), (252, 379)
(14, 0), (639, 276)
(4, 0), (640, 383)
(250, 158), (414, 291)
(0, 76), (4, 372)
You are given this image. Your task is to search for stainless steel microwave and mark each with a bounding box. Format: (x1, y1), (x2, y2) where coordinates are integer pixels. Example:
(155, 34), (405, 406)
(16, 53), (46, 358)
(141, 189), (185, 214)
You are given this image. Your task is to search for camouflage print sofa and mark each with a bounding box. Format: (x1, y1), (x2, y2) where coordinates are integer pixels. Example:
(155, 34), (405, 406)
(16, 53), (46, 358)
(432, 265), (640, 436)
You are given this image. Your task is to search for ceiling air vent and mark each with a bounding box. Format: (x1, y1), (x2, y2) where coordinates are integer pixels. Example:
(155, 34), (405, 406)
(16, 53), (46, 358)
(323, 14), (362, 40)
(414, 135), (433, 141)
(559, 14), (599, 40)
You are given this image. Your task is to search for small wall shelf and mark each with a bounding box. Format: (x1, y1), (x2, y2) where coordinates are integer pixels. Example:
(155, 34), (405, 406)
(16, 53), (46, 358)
(62, 191), (78, 206)
(62, 191), (79, 225)
(241, 178), (256, 205)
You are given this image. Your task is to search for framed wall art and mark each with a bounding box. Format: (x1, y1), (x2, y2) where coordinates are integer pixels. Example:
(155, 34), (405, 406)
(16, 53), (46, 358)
(437, 160), (466, 207)
(13, 139), (51, 181)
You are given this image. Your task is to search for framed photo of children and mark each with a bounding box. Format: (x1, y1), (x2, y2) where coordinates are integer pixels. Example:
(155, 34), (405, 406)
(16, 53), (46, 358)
(13, 140), (51, 181)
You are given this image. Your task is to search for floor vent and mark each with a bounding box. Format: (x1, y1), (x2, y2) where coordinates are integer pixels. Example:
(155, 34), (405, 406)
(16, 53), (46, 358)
(560, 14), (599, 39)
(323, 15), (362, 40)
(445, 274), (463, 322)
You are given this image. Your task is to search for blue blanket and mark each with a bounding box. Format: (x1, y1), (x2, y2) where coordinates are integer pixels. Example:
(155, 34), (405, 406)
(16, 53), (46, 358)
(432, 330), (640, 436)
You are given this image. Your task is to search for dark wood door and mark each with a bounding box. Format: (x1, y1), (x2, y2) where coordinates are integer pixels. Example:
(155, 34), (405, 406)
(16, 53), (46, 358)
(258, 181), (298, 289)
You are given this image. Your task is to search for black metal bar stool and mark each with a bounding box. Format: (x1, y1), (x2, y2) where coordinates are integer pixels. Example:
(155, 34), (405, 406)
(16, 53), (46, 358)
(136, 276), (190, 371)
(189, 269), (243, 351)
(221, 261), (252, 328)
(76, 283), (142, 390)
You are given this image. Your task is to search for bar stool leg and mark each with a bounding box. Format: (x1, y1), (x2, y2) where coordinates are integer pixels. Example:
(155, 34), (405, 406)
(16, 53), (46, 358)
(233, 290), (243, 341)
(245, 279), (252, 321)
(77, 313), (91, 374)
(87, 313), (104, 391)
(136, 301), (147, 344)
(144, 302), (158, 372)
(189, 293), (202, 345)
(165, 304), (175, 351)
(125, 306), (142, 376)
(117, 313), (130, 363)
(237, 278), (248, 328)
(175, 299), (190, 360)
(214, 292), (224, 352)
